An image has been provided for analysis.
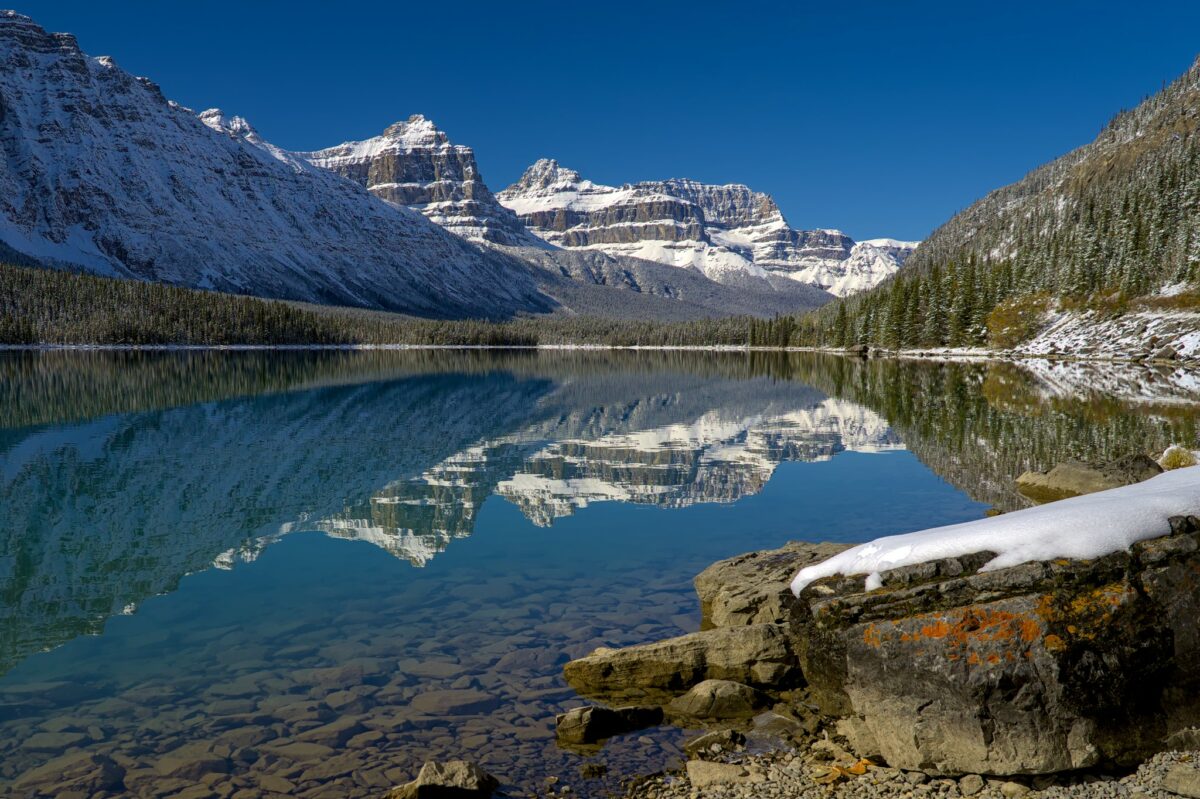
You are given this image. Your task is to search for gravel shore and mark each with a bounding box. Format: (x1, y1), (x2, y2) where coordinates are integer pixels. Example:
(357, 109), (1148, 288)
(621, 749), (1200, 799)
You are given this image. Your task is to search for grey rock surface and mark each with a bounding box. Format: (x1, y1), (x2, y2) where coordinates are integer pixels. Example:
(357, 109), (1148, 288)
(694, 541), (851, 628)
(665, 680), (761, 720)
(387, 760), (499, 798)
(563, 624), (799, 704)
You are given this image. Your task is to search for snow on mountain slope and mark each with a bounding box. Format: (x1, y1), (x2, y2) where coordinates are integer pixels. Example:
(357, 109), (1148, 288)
(0, 13), (550, 318)
(297, 115), (543, 247)
(498, 159), (917, 295)
(818, 238), (922, 297)
(294, 118), (833, 318)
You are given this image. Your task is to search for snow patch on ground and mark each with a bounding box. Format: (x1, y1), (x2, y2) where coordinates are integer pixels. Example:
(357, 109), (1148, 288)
(1019, 309), (1200, 360)
(791, 465), (1200, 595)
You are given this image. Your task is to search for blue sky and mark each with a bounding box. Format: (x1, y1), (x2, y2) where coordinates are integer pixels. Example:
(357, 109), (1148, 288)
(17, 1), (1200, 240)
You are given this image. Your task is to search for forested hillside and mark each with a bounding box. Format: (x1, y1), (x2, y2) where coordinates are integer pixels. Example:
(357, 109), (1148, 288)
(792, 55), (1200, 350)
(0, 264), (751, 347)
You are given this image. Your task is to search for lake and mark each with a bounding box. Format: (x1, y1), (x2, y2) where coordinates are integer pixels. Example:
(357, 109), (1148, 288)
(1, 350), (1197, 798)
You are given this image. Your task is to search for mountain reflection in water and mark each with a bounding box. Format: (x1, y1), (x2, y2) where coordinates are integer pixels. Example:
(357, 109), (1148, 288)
(0, 350), (1196, 797)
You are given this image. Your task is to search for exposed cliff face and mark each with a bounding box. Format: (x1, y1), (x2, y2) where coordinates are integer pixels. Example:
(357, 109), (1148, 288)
(498, 159), (918, 296)
(0, 13), (549, 318)
(297, 115), (541, 247)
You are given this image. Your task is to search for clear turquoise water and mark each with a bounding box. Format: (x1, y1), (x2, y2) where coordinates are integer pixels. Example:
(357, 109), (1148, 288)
(0, 351), (1193, 797)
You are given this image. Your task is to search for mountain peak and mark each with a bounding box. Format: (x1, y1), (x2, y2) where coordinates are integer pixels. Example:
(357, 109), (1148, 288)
(507, 159), (584, 193)
(0, 9), (82, 55)
(198, 108), (257, 139)
(380, 114), (448, 147)
(299, 116), (541, 247)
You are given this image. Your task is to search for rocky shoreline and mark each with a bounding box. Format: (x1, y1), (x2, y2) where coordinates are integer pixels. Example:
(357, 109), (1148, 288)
(539, 453), (1200, 799)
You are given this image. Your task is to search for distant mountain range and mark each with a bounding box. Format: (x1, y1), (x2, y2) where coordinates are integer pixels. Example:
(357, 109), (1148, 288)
(0, 12), (914, 321)
(497, 159), (917, 296)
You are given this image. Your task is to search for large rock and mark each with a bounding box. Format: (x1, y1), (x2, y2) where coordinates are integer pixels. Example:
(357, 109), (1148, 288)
(1163, 763), (1200, 798)
(387, 760), (499, 799)
(665, 679), (761, 719)
(694, 541), (851, 629)
(563, 623), (799, 704)
(1015, 455), (1162, 503)
(793, 528), (1200, 776)
(555, 704), (663, 745)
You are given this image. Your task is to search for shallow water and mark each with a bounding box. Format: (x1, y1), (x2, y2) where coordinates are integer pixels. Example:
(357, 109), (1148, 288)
(1, 350), (1196, 797)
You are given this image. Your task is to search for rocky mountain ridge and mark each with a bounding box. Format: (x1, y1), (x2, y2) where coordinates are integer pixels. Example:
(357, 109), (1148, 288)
(498, 159), (918, 296)
(297, 115), (541, 247)
(297, 119), (834, 317)
(0, 12), (550, 318)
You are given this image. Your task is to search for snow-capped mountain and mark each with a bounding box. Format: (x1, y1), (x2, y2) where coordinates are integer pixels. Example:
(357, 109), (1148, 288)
(297, 115), (542, 247)
(298, 120), (833, 316)
(0, 13), (549, 317)
(497, 159), (918, 296)
(833, 238), (923, 297)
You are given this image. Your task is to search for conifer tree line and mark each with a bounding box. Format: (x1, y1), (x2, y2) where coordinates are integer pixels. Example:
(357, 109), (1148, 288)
(793, 57), (1200, 350)
(0, 263), (754, 347)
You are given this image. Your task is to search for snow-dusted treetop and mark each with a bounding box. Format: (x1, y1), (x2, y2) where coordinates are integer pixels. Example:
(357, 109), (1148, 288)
(791, 463), (1200, 596)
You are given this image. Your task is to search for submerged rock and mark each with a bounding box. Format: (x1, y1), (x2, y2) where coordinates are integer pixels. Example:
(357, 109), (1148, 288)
(555, 704), (663, 745)
(1015, 454), (1162, 503)
(793, 528), (1200, 775)
(387, 760), (499, 798)
(12, 751), (125, 795)
(563, 624), (798, 703)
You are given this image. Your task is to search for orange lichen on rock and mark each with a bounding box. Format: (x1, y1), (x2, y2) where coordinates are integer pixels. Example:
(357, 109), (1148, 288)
(861, 605), (1046, 666)
(1035, 583), (1136, 643)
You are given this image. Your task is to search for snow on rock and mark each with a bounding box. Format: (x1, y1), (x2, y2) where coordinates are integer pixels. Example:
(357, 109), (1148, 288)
(790, 464), (1200, 595)
(497, 159), (916, 295)
(0, 12), (549, 317)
